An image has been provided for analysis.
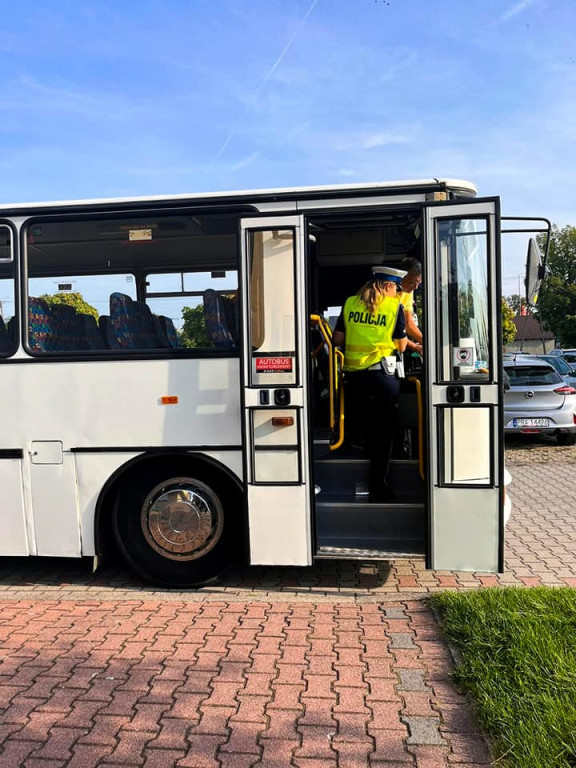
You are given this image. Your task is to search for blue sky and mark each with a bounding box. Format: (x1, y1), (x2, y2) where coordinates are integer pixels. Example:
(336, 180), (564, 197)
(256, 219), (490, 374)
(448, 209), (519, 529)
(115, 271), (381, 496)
(0, 0), (575, 293)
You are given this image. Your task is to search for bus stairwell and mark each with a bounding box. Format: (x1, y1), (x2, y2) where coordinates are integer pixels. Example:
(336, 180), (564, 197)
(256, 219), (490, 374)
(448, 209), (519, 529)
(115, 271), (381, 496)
(308, 211), (427, 560)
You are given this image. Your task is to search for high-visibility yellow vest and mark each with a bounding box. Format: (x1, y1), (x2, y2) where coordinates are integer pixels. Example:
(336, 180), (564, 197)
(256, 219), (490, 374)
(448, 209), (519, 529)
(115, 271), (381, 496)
(342, 294), (400, 372)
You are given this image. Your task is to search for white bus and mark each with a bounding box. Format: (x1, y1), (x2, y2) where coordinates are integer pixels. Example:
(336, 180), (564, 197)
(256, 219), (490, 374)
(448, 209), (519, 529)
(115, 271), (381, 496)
(0, 179), (548, 586)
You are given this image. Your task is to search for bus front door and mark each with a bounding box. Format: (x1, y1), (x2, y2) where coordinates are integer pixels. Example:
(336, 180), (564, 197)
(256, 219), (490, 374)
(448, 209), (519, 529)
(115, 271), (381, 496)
(239, 216), (313, 566)
(424, 201), (504, 572)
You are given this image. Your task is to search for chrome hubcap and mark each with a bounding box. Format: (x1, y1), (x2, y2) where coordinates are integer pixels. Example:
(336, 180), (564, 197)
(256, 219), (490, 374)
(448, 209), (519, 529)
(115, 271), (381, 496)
(141, 477), (223, 561)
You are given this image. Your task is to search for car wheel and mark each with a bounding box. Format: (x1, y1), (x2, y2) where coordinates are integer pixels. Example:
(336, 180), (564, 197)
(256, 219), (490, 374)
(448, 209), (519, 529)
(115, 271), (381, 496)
(557, 433), (576, 446)
(112, 459), (242, 587)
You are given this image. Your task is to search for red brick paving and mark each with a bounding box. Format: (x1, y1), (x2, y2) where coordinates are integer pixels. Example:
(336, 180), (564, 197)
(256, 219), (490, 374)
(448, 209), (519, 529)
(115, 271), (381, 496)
(0, 443), (574, 766)
(0, 601), (492, 767)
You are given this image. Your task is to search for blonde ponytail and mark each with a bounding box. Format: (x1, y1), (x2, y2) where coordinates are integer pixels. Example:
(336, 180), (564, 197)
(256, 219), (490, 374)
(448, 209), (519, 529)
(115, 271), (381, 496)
(356, 279), (390, 314)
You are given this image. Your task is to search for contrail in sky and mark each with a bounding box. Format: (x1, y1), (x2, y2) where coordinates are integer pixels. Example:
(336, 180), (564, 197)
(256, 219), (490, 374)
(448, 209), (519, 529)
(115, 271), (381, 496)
(499, 0), (537, 23)
(216, 0), (319, 159)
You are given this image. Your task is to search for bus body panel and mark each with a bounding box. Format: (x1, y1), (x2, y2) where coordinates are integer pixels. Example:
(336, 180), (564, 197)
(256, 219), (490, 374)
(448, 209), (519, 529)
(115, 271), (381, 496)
(0, 357), (242, 558)
(0, 459), (29, 555)
(0, 179), (477, 215)
(247, 485), (312, 566)
(31, 455), (81, 557)
(431, 487), (499, 572)
(0, 358), (241, 449)
(75, 449), (244, 556)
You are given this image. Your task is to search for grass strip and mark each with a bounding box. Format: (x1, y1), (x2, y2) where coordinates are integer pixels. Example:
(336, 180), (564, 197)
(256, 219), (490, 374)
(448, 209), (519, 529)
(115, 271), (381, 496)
(431, 587), (576, 768)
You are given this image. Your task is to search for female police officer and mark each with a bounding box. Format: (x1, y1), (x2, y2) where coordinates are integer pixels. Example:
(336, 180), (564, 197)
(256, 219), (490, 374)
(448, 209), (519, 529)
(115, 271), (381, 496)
(332, 266), (407, 501)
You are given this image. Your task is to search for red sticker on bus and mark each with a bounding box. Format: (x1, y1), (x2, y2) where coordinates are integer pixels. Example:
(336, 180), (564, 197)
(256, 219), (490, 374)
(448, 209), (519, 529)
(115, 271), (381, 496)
(255, 357), (293, 373)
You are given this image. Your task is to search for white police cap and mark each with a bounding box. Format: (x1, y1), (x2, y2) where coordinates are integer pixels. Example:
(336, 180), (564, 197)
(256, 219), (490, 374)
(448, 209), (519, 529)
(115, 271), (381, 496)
(371, 266), (407, 285)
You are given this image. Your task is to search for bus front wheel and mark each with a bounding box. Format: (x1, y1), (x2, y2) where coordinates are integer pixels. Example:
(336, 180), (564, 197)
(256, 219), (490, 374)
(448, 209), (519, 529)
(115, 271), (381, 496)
(112, 460), (242, 587)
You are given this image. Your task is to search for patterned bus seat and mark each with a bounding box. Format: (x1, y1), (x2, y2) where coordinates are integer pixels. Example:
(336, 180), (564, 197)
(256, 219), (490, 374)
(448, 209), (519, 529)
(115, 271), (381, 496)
(135, 302), (169, 348)
(109, 292), (140, 349)
(222, 292), (240, 345)
(28, 297), (55, 352)
(152, 314), (170, 347)
(0, 315), (11, 354)
(51, 304), (87, 350)
(99, 315), (119, 349)
(80, 313), (108, 350)
(7, 316), (16, 346)
(203, 289), (237, 350)
(158, 316), (181, 348)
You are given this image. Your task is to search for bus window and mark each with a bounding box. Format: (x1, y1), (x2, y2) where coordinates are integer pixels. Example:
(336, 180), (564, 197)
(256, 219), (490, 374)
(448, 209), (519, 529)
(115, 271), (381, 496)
(248, 230), (297, 386)
(0, 225), (16, 357)
(24, 214), (239, 355)
(145, 270), (239, 350)
(437, 218), (490, 382)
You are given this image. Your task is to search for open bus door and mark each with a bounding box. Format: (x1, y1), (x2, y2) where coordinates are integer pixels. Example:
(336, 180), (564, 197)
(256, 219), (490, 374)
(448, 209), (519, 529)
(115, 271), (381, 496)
(239, 215), (313, 566)
(424, 201), (504, 572)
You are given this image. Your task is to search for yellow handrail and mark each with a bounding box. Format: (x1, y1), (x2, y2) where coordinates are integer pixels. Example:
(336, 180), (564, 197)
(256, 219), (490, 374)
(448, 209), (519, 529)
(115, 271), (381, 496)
(330, 349), (346, 451)
(310, 314), (334, 430)
(408, 376), (424, 480)
(310, 314), (345, 449)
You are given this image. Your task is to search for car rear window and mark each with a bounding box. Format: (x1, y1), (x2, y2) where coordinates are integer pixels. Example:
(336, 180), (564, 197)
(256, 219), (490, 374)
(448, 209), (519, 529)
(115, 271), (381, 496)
(504, 365), (562, 386)
(546, 357), (571, 374)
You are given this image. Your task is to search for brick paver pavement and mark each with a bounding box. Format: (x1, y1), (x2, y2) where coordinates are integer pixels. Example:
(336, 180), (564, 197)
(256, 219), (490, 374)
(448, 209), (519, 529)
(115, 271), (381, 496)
(0, 438), (574, 767)
(0, 600), (491, 767)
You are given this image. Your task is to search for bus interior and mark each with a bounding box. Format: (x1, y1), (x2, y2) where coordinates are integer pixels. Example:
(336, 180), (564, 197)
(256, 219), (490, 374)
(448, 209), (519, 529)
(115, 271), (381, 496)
(307, 209), (427, 560)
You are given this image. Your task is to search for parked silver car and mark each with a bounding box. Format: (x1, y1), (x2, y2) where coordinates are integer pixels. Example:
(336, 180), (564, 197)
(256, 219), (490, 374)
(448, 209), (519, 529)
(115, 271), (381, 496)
(550, 348), (576, 366)
(503, 357), (576, 445)
(535, 354), (576, 388)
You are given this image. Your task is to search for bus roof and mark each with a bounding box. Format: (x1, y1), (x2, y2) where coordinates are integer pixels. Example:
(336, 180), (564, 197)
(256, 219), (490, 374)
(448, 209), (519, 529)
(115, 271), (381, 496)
(0, 178), (477, 214)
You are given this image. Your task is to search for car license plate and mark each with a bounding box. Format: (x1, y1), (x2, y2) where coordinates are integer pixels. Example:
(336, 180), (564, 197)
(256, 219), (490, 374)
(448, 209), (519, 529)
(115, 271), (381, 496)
(513, 418), (550, 428)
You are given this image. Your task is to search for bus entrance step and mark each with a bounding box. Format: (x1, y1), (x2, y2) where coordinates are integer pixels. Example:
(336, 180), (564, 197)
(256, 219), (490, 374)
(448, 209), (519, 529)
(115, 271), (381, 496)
(315, 501), (426, 555)
(314, 459), (424, 499)
(315, 546), (421, 560)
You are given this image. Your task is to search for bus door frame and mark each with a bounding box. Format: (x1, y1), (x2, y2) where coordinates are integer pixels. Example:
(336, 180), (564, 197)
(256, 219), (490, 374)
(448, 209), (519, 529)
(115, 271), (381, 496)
(239, 215), (313, 566)
(424, 198), (504, 572)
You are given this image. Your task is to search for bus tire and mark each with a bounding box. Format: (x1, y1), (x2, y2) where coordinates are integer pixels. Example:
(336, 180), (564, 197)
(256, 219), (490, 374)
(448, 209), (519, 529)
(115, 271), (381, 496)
(112, 459), (243, 588)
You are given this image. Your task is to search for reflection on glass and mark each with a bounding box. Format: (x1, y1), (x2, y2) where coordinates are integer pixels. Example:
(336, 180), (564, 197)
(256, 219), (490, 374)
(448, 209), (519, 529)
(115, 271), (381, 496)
(438, 219), (490, 381)
(0, 226), (16, 356)
(249, 230), (297, 386)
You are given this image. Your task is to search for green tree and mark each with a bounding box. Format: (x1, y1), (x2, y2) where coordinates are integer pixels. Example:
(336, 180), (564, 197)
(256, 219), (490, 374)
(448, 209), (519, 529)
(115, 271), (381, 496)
(501, 298), (516, 346)
(179, 304), (213, 348)
(40, 291), (99, 319)
(537, 224), (576, 346)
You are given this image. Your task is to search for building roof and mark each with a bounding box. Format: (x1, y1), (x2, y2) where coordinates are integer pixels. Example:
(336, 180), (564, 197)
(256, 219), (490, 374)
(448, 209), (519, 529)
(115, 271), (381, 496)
(513, 316), (554, 341)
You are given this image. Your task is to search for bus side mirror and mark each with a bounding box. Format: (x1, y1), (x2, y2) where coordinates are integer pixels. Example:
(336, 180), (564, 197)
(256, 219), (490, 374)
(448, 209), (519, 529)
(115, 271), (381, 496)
(525, 238), (546, 307)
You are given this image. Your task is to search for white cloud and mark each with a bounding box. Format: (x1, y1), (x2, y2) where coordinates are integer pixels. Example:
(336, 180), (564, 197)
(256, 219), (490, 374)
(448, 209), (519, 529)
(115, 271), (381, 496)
(362, 132), (412, 149)
(10, 75), (145, 122)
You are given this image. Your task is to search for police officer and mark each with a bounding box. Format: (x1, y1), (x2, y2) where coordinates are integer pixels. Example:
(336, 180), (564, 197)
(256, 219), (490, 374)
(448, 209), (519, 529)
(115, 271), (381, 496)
(333, 266), (408, 501)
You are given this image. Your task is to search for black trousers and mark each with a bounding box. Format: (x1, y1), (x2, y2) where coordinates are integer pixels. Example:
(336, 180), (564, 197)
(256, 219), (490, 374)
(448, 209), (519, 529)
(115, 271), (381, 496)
(345, 368), (400, 495)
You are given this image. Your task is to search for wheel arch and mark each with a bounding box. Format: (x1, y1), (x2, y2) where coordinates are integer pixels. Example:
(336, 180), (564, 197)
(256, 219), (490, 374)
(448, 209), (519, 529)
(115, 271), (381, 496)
(94, 450), (246, 561)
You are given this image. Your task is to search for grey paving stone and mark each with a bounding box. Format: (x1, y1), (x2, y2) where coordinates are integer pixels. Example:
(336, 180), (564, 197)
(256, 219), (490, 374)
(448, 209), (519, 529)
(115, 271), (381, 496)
(381, 607), (407, 619)
(396, 669), (429, 692)
(388, 633), (418, 649)
(403, 716), (448, 745)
